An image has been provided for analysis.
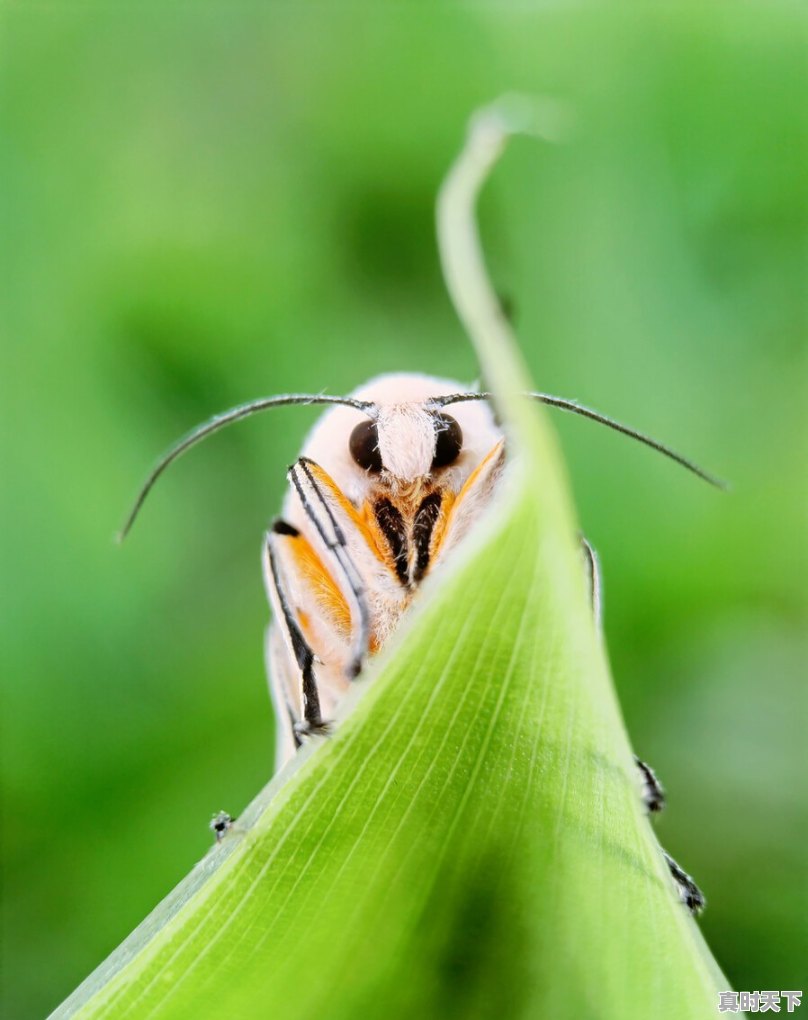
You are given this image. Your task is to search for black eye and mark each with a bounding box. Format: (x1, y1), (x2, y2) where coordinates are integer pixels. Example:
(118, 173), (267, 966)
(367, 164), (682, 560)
(349, 419), (383, 472)
(431, 414), (463, 469)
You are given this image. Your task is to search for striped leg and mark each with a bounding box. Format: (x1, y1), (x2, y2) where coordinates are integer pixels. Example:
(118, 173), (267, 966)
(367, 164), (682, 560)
(263, 525), (327, 740)
(581, 535), (704, 913)
(288, 458), (371, 679)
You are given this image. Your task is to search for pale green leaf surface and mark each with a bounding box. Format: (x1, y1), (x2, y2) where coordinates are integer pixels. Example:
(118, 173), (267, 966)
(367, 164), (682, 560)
(53, 101), (727, 1020)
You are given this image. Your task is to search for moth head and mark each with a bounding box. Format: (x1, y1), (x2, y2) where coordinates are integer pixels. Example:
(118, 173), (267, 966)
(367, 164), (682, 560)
(348, 408), (463, 480)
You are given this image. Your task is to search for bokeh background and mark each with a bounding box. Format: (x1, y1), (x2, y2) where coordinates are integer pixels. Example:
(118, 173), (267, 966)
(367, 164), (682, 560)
(2, 5), (806, 1017)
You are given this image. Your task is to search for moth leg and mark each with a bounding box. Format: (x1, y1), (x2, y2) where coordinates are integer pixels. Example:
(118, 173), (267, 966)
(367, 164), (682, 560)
(663, 850), (706, 916)
(263, 526), (328, 739)
(578, 541), (701, 913)
(288, 457), (371, 678)
(265, 623), (303, 771)
(634, 754), (666, 814)
(635, 756), (704, 913)
(578, 536), (669, 813)
(635, 752), (703, 913)
(580, 534), (602, 629)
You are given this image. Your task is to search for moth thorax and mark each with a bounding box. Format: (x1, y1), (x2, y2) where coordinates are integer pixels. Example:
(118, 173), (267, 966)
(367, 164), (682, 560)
(375, 405), (437, 480)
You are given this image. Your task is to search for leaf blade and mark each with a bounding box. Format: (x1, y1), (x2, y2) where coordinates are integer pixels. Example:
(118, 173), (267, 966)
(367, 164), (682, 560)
(54, 98), (728, 1020)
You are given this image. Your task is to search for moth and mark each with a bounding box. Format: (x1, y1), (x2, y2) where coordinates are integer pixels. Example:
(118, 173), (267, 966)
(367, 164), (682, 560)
(209, 810), (236, 843)
(122, 370), (719, 911)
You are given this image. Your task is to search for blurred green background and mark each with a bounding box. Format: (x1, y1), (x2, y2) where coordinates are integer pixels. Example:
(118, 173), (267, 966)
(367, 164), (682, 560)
(2, 5), (805, 1017)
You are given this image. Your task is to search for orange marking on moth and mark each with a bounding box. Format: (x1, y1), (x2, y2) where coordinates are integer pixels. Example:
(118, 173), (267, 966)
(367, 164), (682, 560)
(431, 439), (506, 560)
(296, 608), (313, 642)
(304, 460), (414, 584)
(424, 490), (456, 573)
(286, 532), (352, 637)
(296, 568), (382, 659)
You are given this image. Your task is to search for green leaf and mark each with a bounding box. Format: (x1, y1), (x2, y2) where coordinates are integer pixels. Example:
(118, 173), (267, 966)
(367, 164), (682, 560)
(53, 99), (727, 1020)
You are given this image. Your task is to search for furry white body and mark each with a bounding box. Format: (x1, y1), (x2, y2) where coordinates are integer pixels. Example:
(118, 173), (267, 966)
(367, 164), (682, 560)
(263, 373), (504, 768)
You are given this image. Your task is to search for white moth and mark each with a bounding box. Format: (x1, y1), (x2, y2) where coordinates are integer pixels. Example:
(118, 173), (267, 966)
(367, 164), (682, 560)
(121, 369), (718, 913)
(121, 369), (719, 770)
(262, 372), (505, 767)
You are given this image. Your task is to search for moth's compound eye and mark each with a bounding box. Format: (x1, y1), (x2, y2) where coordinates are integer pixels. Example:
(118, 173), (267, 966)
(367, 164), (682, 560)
(431, 414), (463, 469)
(349, 419), (383, 472)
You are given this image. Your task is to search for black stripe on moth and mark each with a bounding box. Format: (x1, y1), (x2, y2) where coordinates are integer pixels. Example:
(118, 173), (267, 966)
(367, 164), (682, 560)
(289, 458), (370, 678)
(272, 518), (300, 538)
(663, 851), (706, 916)
(265, 534), (325, 731)
(374, 498), (409, 587)
(412, 492), (442, 584)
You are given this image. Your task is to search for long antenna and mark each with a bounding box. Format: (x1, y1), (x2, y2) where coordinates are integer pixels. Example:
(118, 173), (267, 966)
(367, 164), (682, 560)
(118, 394), (374, 541)
(431, 391), (726, 490)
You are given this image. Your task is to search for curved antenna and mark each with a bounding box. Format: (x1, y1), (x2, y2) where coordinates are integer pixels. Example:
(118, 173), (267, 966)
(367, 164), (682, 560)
(430, 391), (727, 490)
(119, 394), (375, 541)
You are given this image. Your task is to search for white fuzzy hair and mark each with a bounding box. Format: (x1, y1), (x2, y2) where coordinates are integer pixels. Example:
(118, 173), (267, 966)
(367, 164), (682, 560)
(297, 372), (501, 501)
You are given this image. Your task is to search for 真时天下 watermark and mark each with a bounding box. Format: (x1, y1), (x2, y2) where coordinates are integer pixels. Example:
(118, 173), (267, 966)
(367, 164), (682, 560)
(718, 990), (802, 1013)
